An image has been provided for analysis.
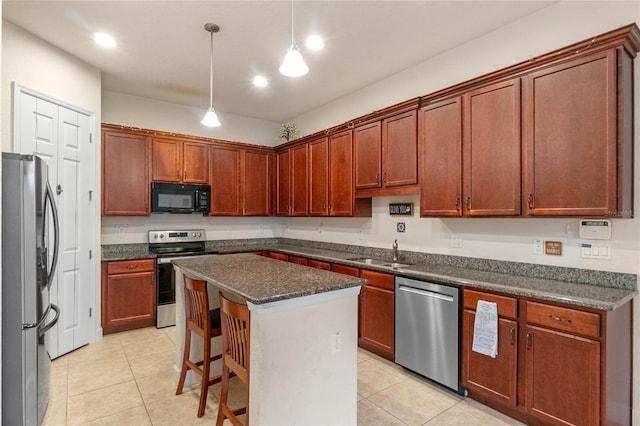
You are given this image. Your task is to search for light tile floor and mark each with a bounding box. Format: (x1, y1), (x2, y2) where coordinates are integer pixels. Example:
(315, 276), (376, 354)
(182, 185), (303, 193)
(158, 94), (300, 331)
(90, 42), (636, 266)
(43, 326), (524, 425)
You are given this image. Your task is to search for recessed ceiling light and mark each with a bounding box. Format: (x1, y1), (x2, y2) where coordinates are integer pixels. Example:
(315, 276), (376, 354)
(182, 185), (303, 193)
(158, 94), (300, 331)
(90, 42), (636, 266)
(253, 76), (268, 87)
(305, 35), (324, 51)
(93, 32), (116, 48)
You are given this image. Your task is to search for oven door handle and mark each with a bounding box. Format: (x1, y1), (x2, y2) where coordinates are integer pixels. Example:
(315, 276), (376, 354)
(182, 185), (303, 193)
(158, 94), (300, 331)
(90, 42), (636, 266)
(156, 254), (218, 264)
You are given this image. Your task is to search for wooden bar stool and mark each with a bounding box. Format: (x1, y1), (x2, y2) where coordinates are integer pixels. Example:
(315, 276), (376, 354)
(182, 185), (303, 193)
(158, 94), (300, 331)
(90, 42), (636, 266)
(176, 275), (223, 418)
(217, 292), (250, 426)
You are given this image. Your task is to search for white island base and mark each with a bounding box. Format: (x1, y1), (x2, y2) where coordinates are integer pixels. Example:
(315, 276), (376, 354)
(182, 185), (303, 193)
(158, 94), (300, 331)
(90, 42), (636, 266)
(174, 267), (361, 425)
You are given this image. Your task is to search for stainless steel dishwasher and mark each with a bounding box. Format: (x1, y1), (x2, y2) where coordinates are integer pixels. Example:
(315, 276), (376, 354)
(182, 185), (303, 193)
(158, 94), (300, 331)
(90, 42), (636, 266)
(395, 276), (461, 393)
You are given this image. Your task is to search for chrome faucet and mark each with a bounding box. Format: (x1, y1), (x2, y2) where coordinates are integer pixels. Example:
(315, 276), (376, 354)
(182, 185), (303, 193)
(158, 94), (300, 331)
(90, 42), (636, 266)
(392, 239), (399, 263)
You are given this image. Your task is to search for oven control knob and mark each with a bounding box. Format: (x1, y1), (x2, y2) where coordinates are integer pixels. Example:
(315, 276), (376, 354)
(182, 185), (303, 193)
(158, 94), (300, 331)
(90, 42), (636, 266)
(152, 233), (158, 239)
(159, 233), (164, 239)
(197, 232), (202, 237)
(192, 232), (196, 237)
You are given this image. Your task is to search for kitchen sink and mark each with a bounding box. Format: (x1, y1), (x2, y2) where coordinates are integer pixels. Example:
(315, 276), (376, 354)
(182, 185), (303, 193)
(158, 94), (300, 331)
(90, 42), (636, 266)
(347, 258), (412, 269)
(381, 262), (412, 269)
(346, 257), (388, 265)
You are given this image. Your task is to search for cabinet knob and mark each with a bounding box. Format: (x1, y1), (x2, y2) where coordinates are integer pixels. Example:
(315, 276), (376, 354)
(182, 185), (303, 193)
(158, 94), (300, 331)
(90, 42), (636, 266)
(509, 328), (515, 345)
(383, 172), (387, 184)
(375, 173), (379, 183)
(455, 197), (461, 211)
(176, 171), (180, 180)
(465, 196), (471, 211)
(526, 332), (532, 350)
(127, 264), (137, 270)
(184, 171), (187, 180)
(527, 194), (534, 210)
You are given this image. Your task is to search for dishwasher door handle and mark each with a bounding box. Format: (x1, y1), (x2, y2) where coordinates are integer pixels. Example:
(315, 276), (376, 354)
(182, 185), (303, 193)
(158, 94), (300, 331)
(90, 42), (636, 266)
(398, 285), (455, 302)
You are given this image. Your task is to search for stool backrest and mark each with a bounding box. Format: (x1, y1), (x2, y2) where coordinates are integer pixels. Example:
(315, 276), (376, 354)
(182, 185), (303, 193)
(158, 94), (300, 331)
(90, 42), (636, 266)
(219, 293), (250, 384)
(184, 276), (209, 335)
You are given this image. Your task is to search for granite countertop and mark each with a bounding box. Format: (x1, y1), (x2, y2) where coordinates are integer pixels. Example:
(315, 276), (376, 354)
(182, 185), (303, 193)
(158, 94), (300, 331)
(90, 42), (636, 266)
(172, 253), (366, 305)
(102, 240), (637, 311)
(257, 245), (637, 311)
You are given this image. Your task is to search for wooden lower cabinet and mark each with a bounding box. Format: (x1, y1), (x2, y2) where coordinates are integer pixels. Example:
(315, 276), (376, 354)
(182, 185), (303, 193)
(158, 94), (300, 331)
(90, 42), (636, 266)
(462, 288), (632, 426)
(266, 251), (288, 261)
(462, 311), (517, 406)
(101, 259), (156, 334)
(288, 255), (308, 266)
(308, 259), (330, 270)
(358, 269), (395, 361)
(524, 325), (600, 425)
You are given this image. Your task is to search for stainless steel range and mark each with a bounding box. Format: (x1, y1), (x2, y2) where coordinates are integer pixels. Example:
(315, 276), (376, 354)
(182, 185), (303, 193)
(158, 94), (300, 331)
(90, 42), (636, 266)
(148, 229), (218, 328)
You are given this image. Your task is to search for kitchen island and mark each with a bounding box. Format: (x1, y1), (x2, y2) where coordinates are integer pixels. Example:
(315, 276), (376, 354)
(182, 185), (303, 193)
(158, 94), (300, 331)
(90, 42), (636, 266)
(172, 253), (366, 425)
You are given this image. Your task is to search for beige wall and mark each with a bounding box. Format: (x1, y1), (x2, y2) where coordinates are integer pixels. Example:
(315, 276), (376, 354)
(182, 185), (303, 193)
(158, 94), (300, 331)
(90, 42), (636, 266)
(102, 90), (281, 147)
(1, 20), (101, 151)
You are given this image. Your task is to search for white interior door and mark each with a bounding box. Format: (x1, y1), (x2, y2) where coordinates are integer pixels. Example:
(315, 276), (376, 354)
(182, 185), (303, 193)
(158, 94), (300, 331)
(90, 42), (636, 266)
(14, 85), (96, 359)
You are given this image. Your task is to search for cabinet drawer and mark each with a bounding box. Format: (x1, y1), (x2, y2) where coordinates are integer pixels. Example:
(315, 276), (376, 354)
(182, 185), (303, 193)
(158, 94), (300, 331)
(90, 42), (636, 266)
(308, 259), (331, 270)
(526, 301), (600, 338)
(332, 264), (359, 277)
(360, 269), (395, 291)
(107, 259), (155, 275)
(289, 255), (309, 266)
(267, 252), (289, 261)
(463, 289), (517, 319)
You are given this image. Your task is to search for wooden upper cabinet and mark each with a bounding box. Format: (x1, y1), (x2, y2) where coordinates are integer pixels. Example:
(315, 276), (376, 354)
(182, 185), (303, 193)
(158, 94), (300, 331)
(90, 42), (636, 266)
(309, 137), (329, 216)
(354, 122), (382, 189)
(182, 141), (209, 183)
(382, 110), (418, 187)
(523, 50), (623, 217)
(276, 150), (290, 216)
(243, 149), (272, 216)
(276, 145), (308, 216)
(354, 109), (418, 192)
(102, 130), (150, 216)
(152, 138), (208, 183)
(290, 144), (309, 216)
(419, 97), (463, 217)
(463, 78), (521, 217)
(210, 145), (242, 216)
(328, 130), (354, 216)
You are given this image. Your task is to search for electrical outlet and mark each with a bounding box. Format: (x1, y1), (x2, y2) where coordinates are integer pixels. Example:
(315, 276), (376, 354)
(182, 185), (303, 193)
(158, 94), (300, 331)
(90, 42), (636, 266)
(450, 236), (463, 248)
(533, 239), (544, 255)
(331, 332), (342, 354)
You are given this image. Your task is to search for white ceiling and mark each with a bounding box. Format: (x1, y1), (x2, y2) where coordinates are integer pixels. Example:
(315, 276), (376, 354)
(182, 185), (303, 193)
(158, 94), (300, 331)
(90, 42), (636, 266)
(3, 1), (555, 123)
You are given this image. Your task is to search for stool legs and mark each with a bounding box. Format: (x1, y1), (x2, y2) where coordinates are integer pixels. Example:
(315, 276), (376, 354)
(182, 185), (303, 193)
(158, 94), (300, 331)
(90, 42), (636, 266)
(175, 327), (192, 396)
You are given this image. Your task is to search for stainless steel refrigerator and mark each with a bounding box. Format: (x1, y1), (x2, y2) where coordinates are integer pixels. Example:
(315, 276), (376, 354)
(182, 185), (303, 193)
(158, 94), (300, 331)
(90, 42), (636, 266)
(2, 153), (60, 425)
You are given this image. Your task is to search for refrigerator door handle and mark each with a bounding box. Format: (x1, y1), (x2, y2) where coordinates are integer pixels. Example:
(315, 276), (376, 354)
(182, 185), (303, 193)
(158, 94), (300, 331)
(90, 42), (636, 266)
(39, 304), (60, 336)
(45, 181), (60, 289)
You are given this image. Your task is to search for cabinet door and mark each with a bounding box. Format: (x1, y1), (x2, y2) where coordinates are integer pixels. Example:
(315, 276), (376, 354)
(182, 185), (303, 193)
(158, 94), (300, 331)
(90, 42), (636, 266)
(463, 79), (521, 216)
(382, 110), (418, 187)
(291, 145), (309, 216)
(359, 285), (394, 360)
(328, 130), (353, 216)
(210, 145), (241, 216)
(354, 122), (381, 189)
(182, 141), (209, 183)
(419, 97), (463, 217)
(462, 310), (517, 406)
(243, 150), (271, 216)
(102, 131), (150, 216)
(523, 50), (617, 216)
(525, 325), (600, 426)
(152, 138), (181, 182)
(102, 270), (156, 334)
(308, 137), (329, 216)
(276, 150), (291, 216)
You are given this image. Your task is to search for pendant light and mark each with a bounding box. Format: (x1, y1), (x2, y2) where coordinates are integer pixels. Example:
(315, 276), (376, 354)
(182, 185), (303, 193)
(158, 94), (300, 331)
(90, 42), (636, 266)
(202, 23), (221, 127)
(279, 0), (308, 77)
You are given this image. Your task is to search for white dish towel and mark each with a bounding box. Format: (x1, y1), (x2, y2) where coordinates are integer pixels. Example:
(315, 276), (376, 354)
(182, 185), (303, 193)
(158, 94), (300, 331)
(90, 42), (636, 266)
(472, 300), (498, 358)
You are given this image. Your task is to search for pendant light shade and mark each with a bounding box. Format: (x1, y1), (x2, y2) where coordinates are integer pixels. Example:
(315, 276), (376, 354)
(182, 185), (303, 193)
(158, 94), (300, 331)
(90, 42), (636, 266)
(201, 107), (221, 127)
(280, 0), (308, 77)
(279, 44), (308, 77)
(202, 23), (221, 127)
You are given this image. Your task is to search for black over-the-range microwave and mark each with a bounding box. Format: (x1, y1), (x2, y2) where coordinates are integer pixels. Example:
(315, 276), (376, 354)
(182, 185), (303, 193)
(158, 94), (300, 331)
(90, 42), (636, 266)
(151, 182), (210, 214)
